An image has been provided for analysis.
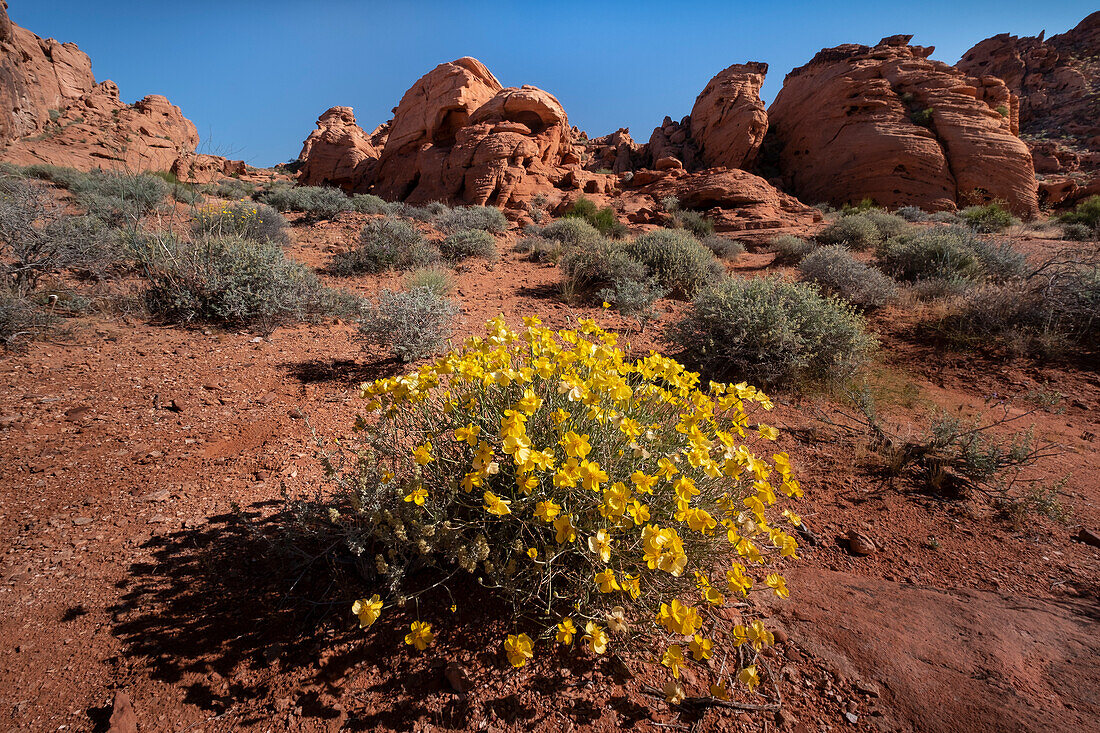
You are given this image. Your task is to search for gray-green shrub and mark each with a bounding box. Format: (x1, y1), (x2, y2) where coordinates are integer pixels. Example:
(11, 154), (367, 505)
(877, 226), (1025, 283)
(669, 209), (715, 237)
(403, 267), (455, 296)
(1061, 222), (1096, 241)
(769, 234), (816, 264)
(260, 185), (351, 218)
(537, 217), (603, 249)
(351, 194), (388, 215)
(625, 229), (724, 297)
(672, 276), (876, 387)
(141, 234), (354, 333)
(1056, 195), (1100, 229)
(816, 213), (883, 251)
(561, 238), (645, 295)
(702, 235), (745, 260)
(439, 228), (497, 262)
(434, 205), (508, 234)
(959, 202), (1017, 233)
(895, 206), (928, 222)
(331, 217), (437, 274)
(514, 235), (561, 263)
(192, 201), (290, 245)
(597, 277), (667, 327)
(798, 245), (897, 310)
(358, 286), (457, 362)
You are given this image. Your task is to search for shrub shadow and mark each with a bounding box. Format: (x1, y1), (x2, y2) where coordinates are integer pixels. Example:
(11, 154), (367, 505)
(281, 355), (406, 385)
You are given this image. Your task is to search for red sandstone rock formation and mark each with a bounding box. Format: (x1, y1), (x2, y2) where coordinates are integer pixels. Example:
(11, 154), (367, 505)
(0, 2), (209, 174)
(297, 106), (383, 189)
(689, 62), (769, 170)
(767, 35), (1039, 217)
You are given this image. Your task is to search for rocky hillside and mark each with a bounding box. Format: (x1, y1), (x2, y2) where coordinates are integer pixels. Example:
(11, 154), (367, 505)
(958, 11), (1100, 205)
(0, 2), (239, 180)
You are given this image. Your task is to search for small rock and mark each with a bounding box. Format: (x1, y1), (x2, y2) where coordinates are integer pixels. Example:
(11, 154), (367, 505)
(0, 415), (18, 429)
(147, 515), (169, 524)
(258, 392), (277, 405)
(1075, 528), (1100, 548)
(855, 680), (881, 697)
(288, 408), (305, 420)
(846, 530), (876, 556)
(72, 517), (93, 526)
(142, 490), (170, 502)
(107, 691), (138, 733)
(845, 712), (859, 724)
(776, 708), (798, 728)
(773, 627), (789, 644)
(250, 336), (263, 343)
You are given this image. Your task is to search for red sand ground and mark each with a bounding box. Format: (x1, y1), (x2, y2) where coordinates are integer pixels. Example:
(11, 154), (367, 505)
(1, 209), (1098, 732)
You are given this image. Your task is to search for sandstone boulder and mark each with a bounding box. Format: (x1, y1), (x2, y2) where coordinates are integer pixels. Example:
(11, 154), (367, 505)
(297, 106), (382, 189)
(647, 116), (700, 170)
(767, 36), (1038, 217)
(958, 12), (1100, 178)
(689, 62), (769, 169)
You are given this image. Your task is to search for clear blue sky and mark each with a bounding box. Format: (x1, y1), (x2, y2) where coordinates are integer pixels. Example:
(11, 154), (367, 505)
(12, 1), (1095, 166)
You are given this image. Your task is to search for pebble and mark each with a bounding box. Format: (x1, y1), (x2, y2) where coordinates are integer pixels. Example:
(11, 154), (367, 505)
(72, 517), (93, 526)
(846, 529), (877, 556)
(845, 712), (859, 724)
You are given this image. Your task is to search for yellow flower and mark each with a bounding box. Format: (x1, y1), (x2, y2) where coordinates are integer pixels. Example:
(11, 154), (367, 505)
(412, 441), (433, 465)
(454, 423), (481, 446)
(757, 423), (779, 441)
(578, 459), (608, 491)
(656, 599), (702, 636)
(661, 644), (685, 678)
(483, 491), (512, 516)
(710, 680), (730, 700)
(627, 500), (650, 526)
(526, 547), (538, 559)
(618, 417), (642, 439)
(630, 471), (658, 494)
(746, 619), (774, 650)
(594, 568), (620, 593)
(602, 301), (611, 309)
(534, 499), (561, 522)
(503, 633), (534, 668)
(622, 572), (641, 600)
(766, 572), (790, 599)
(515, 389), (543, 415)
(556, 617), (576, 645)
(403, 487), (428, 506)
(559, 431), (592, 459)
(587, 529), (612, 563)
(351, 594), (382, 629)
(688, 635), (713, 661)
(554, 513), (577, 543)
(738, 664), (760, 691)
(404, 621), (434, 650)
(583, 621), (609, 654)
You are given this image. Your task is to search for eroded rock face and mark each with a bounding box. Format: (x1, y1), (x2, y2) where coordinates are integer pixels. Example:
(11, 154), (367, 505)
(689, 62), (769, 169)
(958, 12), (1100, 179)
(767, 36), (1039, 216)
(297, 106), (383, 189)
(0, 3), (205, 173)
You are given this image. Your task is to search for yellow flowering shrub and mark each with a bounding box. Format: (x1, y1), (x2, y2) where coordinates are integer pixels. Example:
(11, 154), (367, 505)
(336, 315), (804, 700)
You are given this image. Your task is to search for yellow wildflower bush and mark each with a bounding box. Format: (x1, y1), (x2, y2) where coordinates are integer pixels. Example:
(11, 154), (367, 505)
(334, 315), (803, 700)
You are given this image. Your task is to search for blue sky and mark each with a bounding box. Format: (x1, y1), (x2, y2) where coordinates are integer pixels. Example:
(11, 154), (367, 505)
(13, 1), (1095, 166)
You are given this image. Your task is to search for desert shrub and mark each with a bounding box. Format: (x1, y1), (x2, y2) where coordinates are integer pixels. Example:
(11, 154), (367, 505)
(140, 234), (354, 333)
(20, 164), (89, 189)
(561, 238), (645, 296)
(192, 201), (290, 245)
(798, 246), (897, 310)
(877, 226), (1025, 283)
(895, 206), (928, 222)
(313, 315), (801, 700)
(928, 211), (962, 224)
(859, 209), (911, 240)
(1057, 195), (1100, 229)
(769, 235), (816, 264)
(351, 194), (388, 215)
(597, 277), (667, 327)
(673, 276), (876, 387)
(1061, 222), (1096, 241)
(911, 108), (934, 127)
(403, 267), (455, 297)
(70, 171), (169, 225)
(538, 217), (603, 249)
(439, 229), (498, 262)
(943, 263), (1100, 353)
(358, 286), (457, 362)
(208, 178), (256, 200)
(0, 179), (121, 290)
(0, 286), (54, 347)
(260, 185), (350, 218)
(669, 209), (715, 237)
(625, 229), (724, 298)
(959, 202), (1017, 233)
(332, 217), (438, 275)
(702, 235), (745, 261)
(815, 214), (882, 251)
(170, 184), (204, 205)
(514, 235), (561, 263)
(564, 196), (627, 238)
(434, 205), (508, 234)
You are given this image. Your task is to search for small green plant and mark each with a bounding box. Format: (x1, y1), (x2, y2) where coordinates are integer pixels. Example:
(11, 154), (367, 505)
(673, 276), (876, 388)
(439, 228), (498, 263)
(625, 229), (724, 298)
(332, 217), (439, 275)
(768, 234), (816, 264)
(911, 108), (934, 127)
(597, 277), (667, 328)
(0, 286), (55, 348)
(1061, 222), (1096, 241)
(668, 209), (715, 237)
(995, 105), (1010, 118)
(210, 178), (257, 200)
(798, 246), (897, 310)
(701, 235), (745, 261)
(403, 267), (455, 297)
(561, 238), (645, 298)
(563, 196), (627, 238)
(514, 235), (561, 263)
(358, 286), (457, 362)
(1056, 195), (1100, 229)
(959, 202), (1017, 233)
(816, 213), (885, 251)
(538, 217), (603, 249)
